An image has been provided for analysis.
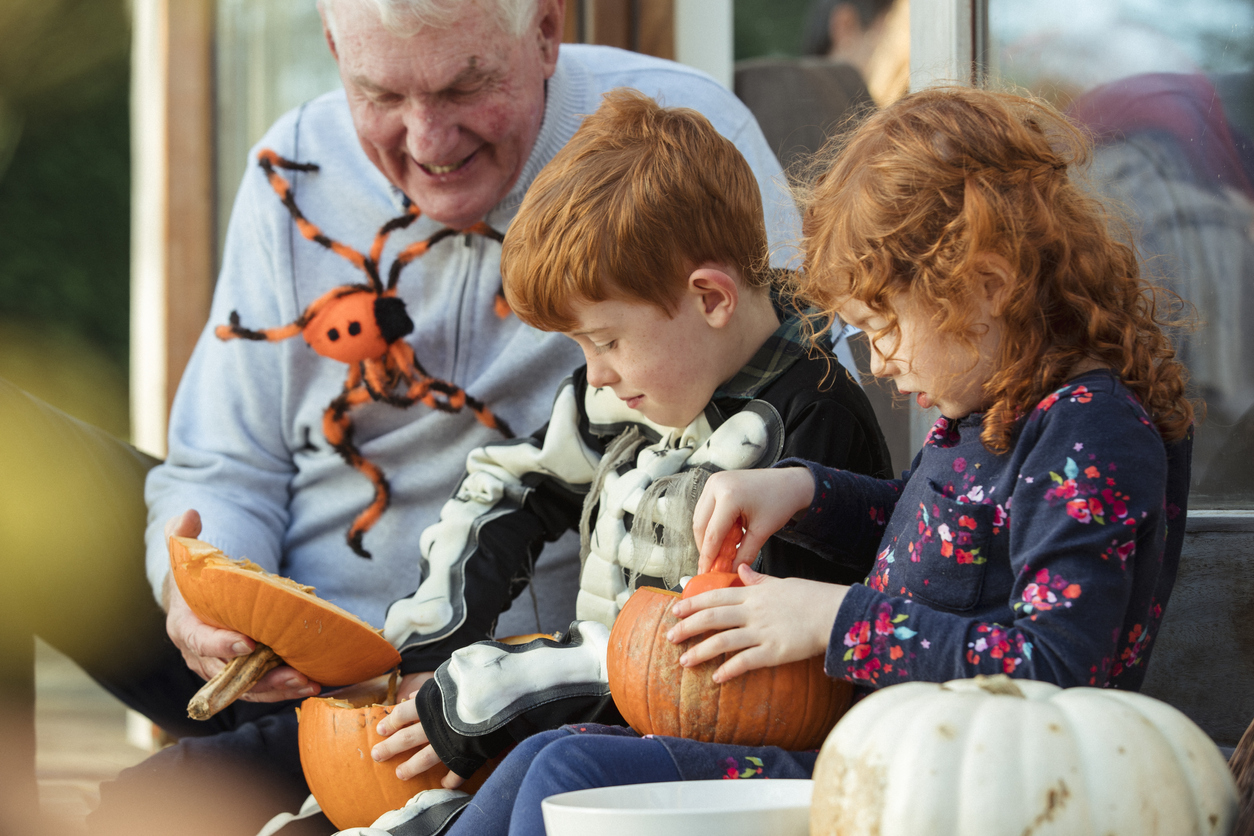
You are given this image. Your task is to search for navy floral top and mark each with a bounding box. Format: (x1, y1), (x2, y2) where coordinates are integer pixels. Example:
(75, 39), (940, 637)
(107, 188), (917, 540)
(777, 370), (1191, 691)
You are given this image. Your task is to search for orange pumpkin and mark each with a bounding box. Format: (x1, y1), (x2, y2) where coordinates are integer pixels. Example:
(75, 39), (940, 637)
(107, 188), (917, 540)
(298, 682), (500, 830)
(168, 536), (400, 686)
(606, 586), (852, 749)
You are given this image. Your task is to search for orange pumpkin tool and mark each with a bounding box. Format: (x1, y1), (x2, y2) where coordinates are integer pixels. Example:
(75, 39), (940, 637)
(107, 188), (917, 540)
(681, 516), (746, 600)
(607, 585), (851, 749)
(168, 536), (401, 719)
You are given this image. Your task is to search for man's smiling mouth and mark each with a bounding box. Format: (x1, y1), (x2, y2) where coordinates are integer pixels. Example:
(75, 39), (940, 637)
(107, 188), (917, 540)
(420, 152), (475, 175)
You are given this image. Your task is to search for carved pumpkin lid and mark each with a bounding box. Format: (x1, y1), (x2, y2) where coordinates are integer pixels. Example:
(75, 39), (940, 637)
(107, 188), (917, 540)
(168, 536), (400, 686)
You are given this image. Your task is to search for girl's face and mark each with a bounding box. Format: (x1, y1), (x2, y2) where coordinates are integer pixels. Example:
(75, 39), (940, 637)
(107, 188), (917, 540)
(838, 288), (1004, 419)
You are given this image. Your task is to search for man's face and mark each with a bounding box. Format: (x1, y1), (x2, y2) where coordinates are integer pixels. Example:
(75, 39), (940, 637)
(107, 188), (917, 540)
(324, 0), (562, 229)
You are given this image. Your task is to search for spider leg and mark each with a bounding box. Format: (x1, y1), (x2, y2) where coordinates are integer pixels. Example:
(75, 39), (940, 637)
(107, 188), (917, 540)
(322, 376), (388, 559)
(423, 379), (516, 438)
(377, 343), (514, 436)
(215, 310), (303, 343)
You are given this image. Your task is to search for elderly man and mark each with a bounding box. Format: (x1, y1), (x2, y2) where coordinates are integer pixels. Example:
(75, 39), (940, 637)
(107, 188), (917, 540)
(91, 0), (799, 833)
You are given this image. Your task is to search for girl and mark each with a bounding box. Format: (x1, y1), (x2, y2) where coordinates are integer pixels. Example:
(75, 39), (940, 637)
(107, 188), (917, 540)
(341, 85), (1194, 836)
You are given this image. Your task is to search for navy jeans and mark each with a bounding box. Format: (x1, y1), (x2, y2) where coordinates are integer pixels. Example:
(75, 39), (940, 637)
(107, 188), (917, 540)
(449, 727), (681, 836)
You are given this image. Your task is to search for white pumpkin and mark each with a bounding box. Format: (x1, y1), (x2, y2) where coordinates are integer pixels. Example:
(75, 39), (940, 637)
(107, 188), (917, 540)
(810, 674), (1237, 836)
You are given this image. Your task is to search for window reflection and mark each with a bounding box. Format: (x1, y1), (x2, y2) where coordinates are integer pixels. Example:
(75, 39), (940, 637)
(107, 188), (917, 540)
(991, 0), (1254, 506)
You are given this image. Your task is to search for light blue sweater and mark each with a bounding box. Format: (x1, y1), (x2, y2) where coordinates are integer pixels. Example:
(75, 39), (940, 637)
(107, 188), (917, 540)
(144, 44), (802, 629)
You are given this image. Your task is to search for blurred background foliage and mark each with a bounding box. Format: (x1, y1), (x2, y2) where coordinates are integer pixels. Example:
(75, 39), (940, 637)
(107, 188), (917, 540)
(734, 0), (810, 60)
(0, 0), (131, 438)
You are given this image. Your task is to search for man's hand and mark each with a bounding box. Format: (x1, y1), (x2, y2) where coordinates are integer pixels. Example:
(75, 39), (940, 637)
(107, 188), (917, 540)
(372, 673), (463, 789)
(162, 509), (321, 702)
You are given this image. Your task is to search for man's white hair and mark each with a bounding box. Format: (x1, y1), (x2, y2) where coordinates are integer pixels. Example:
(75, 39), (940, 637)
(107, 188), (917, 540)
(321, 0), (540, 40)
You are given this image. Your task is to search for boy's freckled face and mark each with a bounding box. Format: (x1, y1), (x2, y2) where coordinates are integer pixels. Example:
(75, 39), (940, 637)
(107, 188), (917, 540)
(564, 296), (728, 429)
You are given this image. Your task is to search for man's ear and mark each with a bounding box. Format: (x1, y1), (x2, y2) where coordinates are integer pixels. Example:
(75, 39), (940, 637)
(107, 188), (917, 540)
(973, 253), (1013, 315)
(688, 266), (738, 328)
(318, 1), (340, 62)
(536, 0), (564, 76)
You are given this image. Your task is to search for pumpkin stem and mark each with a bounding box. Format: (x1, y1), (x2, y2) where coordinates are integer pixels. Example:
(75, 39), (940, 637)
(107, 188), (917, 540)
(969, 674), (1026, 698)
(187, 644), (281, 720)
(385, 668), (398, 706)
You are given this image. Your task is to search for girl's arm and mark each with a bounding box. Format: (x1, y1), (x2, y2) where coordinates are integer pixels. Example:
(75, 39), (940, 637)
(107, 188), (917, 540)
(693, 461), (905, 573)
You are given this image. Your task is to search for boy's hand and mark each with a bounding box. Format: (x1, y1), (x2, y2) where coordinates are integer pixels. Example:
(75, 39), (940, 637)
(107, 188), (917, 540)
(372, 688), (465, 789)
(162, 509), (321, 703)
(693, 468), (816, 573)
(667, 564), (847, 683)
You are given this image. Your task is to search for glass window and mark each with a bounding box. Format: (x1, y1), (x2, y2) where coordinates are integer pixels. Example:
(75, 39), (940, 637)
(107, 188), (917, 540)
(990, 0), (1254, 507)
(215, 0), (341, 261)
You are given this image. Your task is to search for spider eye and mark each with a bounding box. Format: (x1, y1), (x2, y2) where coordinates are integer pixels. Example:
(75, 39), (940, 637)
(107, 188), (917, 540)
(348, 321), (362, 336)
(327, 328), (340, 342)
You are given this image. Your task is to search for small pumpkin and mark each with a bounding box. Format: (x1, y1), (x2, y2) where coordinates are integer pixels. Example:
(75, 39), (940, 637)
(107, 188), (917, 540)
(297, 679), (498, 830)
(168, 536), (401, 717)
(810, 674), (1238, 836)
(606, 585), (851, 749)
(299, 635), (551, 830)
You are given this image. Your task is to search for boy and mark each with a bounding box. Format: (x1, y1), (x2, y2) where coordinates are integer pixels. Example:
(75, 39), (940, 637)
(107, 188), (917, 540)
(369, 88), (891, 818)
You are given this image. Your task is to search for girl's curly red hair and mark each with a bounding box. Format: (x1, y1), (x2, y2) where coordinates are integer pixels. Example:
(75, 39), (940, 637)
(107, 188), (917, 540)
(792, 85), (1194, 453)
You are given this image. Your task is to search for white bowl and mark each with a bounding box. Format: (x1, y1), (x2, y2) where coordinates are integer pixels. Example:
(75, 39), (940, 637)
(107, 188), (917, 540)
(541, 778), (813, 836)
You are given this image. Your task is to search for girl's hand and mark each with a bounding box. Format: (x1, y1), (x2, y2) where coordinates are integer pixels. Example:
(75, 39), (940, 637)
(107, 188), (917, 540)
(371, 687), (464, 789)
(668, 564), (847, 683)
(693, 468), (816, 573)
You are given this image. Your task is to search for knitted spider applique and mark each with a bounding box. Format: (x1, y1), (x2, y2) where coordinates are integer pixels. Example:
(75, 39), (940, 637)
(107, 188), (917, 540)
(216, 149), (515, 558)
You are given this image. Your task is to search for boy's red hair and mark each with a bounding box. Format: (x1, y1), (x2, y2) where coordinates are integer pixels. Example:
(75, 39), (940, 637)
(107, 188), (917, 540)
(501, 88), (770, 332)
(793, 85), (1194, 451)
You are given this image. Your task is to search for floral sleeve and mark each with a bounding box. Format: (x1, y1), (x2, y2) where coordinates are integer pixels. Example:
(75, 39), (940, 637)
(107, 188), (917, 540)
(822, 385), (1170, 688)
(772, 457), (905, 565)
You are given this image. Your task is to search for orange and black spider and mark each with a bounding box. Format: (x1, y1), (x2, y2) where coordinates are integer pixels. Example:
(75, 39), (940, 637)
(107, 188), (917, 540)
(216, 149), (515, 558)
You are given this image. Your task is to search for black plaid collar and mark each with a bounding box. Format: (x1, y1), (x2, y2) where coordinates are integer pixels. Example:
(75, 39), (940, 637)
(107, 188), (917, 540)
(712, 314), (807, 402)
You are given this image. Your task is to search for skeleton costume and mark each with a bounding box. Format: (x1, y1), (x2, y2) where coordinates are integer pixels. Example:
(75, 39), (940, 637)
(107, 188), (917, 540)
(382, 316), (892, 780)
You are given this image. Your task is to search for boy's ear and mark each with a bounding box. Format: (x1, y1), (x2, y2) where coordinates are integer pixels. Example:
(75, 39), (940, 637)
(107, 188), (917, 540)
(687, 266), (738, 328)
(973, 253), (1013, 315)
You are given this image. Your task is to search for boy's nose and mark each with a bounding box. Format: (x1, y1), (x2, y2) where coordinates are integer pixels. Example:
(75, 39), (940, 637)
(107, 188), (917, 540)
(585, 357), (619, 389)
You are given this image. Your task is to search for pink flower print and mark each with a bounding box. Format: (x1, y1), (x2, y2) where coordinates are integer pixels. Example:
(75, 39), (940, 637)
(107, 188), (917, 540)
(1074, 442), (1084, 451)
(1116, 540), (1136, 564)
(1084, 465), (1100, 479)
(966, 485), (985, 502)
(993, 505), (1007, 527)
(953, 457), (967, 473)
(1066, 498), (1092, 523)
(875, 610), (895, 636)
(1045, 479), (1077, 501)
(844, 621), (870, 648)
